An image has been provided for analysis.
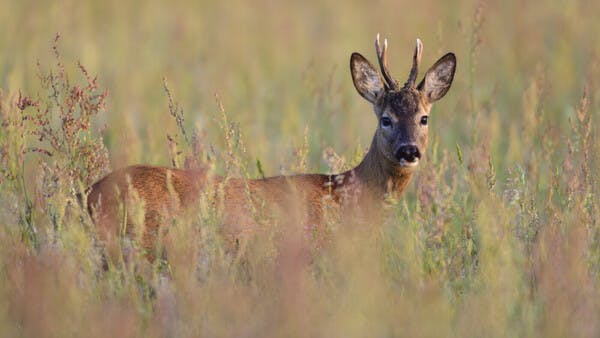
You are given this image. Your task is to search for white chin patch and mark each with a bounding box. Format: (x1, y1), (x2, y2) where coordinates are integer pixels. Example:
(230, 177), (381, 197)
(399, 158), (419, 167)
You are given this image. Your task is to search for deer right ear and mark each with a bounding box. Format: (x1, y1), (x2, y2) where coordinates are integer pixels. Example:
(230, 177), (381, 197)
(351, 53), (384, 104)
(417, 53), (456, 103)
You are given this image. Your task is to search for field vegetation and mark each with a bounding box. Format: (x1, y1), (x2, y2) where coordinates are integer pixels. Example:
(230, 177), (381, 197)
(1, 0), (599, 336)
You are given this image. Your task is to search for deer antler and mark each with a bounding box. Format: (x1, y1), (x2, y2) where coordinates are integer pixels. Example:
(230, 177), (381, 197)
(404, 38), (423, 89)
(375, 34), (399, 90)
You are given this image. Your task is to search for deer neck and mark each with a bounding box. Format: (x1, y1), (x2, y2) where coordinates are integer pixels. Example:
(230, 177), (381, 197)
(350, 135), (414, 200)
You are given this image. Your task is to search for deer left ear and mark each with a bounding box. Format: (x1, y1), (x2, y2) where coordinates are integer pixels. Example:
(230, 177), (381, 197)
(417, 53), (456, 103)
(351, 52), (385, 104)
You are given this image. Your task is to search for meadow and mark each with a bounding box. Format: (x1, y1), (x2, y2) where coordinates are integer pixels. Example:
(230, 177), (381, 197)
(1, 0), (599, 336)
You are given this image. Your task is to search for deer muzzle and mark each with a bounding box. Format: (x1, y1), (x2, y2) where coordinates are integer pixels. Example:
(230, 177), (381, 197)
(395, 144), (421, 167)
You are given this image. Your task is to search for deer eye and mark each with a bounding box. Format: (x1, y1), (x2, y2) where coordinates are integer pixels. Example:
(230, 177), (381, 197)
(420, 116), (428, 126)
(381, 117), (392, 128)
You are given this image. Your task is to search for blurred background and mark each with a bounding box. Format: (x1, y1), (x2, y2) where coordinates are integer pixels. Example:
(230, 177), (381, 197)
(1, 0), (600, 337)
(1, 0), (597, 173)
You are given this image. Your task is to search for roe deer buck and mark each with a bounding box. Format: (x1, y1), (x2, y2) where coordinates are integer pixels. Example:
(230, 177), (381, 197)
(87, 35), (456, 260)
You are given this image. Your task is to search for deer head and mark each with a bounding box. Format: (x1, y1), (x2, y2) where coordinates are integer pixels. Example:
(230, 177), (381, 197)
(350, 35), (456, 171)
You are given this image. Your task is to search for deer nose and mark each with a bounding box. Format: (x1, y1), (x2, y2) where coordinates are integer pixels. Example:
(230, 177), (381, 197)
(395, 144), (421, 163)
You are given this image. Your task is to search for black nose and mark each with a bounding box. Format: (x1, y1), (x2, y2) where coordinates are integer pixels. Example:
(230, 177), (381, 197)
(395, 144), (421, 162)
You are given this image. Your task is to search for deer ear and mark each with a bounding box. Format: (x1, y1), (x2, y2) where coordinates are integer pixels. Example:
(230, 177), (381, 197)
(417, 53), (456, 103)
(351, 53), (384, 104)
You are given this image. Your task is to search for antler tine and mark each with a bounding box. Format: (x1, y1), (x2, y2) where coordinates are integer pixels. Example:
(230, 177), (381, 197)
(375, 34), (398, 90)
(404, 38), (423, 89)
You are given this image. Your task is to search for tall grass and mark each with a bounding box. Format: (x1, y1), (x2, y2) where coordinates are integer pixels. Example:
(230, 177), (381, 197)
(1, 0), (600, 337)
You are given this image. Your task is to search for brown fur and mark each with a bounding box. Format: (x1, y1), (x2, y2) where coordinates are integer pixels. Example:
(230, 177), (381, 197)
(86, 36), (456, 261)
